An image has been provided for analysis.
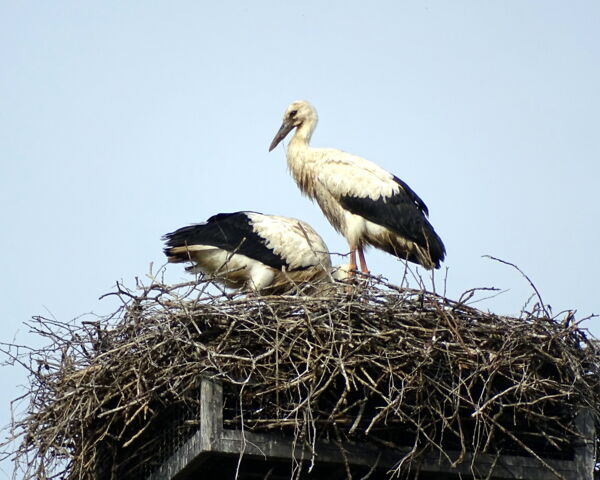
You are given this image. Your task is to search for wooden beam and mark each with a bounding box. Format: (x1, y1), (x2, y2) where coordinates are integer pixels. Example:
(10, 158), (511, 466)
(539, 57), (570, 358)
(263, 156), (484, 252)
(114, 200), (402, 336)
(573, 408), (596, 480)
(146, 377), (595, 480)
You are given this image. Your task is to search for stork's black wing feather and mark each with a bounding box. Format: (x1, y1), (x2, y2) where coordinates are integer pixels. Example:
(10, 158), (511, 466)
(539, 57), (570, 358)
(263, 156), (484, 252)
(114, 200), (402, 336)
(339, 183), (445, 266)
(392, 176), (429, 216)
(162, 211), (288, 269)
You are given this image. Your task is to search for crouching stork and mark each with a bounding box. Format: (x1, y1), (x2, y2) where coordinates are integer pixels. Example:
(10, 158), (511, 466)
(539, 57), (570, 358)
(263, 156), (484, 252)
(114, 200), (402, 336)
(269, 100), (446, 275)
(163, 211), (335, 293)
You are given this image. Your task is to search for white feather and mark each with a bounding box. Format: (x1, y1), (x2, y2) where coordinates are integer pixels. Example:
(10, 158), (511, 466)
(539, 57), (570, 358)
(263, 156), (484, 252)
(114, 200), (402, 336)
(246, 212), (331, 270)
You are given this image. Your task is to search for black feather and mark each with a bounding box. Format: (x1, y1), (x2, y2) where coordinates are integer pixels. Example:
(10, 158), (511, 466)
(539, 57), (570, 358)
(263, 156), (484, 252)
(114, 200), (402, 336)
(339, 183), (445, 267)
(392, 175), (429, 216)
(162, 211), (288, 269)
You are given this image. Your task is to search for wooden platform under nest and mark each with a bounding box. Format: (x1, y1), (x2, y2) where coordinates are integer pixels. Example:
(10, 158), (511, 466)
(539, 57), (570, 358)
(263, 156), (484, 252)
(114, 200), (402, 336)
(3, 276), (599, 479)
(147, 378), (595, 480)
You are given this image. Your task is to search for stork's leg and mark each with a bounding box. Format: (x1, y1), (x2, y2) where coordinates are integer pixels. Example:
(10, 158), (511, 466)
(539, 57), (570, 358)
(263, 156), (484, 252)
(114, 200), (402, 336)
(357, 246), (369, 274)
(348, 246), (357, 277)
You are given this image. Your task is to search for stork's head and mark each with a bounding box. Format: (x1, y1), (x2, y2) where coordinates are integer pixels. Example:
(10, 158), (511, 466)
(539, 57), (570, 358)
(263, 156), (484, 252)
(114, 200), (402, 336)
(269, 100), (318, 151)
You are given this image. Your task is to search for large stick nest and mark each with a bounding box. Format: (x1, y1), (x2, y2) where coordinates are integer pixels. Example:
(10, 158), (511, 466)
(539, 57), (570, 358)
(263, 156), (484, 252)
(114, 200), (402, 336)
(2, 275), (599, 479)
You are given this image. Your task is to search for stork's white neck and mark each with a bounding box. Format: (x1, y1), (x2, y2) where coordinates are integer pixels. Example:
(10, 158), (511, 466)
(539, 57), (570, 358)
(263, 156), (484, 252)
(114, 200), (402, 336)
(286, 121), (317, 198)
(290, 119), (316, 149)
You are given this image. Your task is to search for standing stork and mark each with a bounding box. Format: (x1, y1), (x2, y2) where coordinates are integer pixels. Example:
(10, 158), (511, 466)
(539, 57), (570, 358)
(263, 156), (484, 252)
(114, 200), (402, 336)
(269, 100), (446, 275)
(163, 211), (335, 293)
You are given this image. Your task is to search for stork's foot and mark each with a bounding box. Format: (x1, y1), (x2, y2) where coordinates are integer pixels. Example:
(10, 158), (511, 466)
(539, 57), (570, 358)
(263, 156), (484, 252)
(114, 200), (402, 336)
(341, 267), (372, 294)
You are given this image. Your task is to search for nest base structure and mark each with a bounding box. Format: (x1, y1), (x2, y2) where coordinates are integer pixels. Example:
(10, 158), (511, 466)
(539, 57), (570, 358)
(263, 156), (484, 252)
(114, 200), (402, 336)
(8, 277), (600, 480)
(144, 378), (595, 480)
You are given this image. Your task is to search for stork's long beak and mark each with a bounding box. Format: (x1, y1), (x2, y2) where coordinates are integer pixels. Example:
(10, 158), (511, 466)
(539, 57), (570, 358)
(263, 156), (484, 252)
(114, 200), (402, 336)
(269, 120), (295, 152)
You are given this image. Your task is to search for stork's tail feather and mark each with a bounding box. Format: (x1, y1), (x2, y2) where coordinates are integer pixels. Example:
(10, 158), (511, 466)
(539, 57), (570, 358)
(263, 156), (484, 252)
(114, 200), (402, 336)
(409, 222), (446, 269)
(163, 245), (193, 264)
(424, 230), (446, 269)
(374, 228), (446, 270)
(162, 223), (218, 265)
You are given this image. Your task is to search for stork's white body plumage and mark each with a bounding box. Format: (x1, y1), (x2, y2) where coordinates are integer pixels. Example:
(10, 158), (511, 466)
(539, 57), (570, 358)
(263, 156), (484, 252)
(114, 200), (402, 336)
(269, 100), (446, 274)
(163, 211), (335, 293)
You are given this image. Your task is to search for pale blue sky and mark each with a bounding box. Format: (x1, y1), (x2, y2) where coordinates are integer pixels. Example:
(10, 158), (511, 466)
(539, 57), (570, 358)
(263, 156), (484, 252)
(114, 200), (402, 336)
(1, 2), (599, 476)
